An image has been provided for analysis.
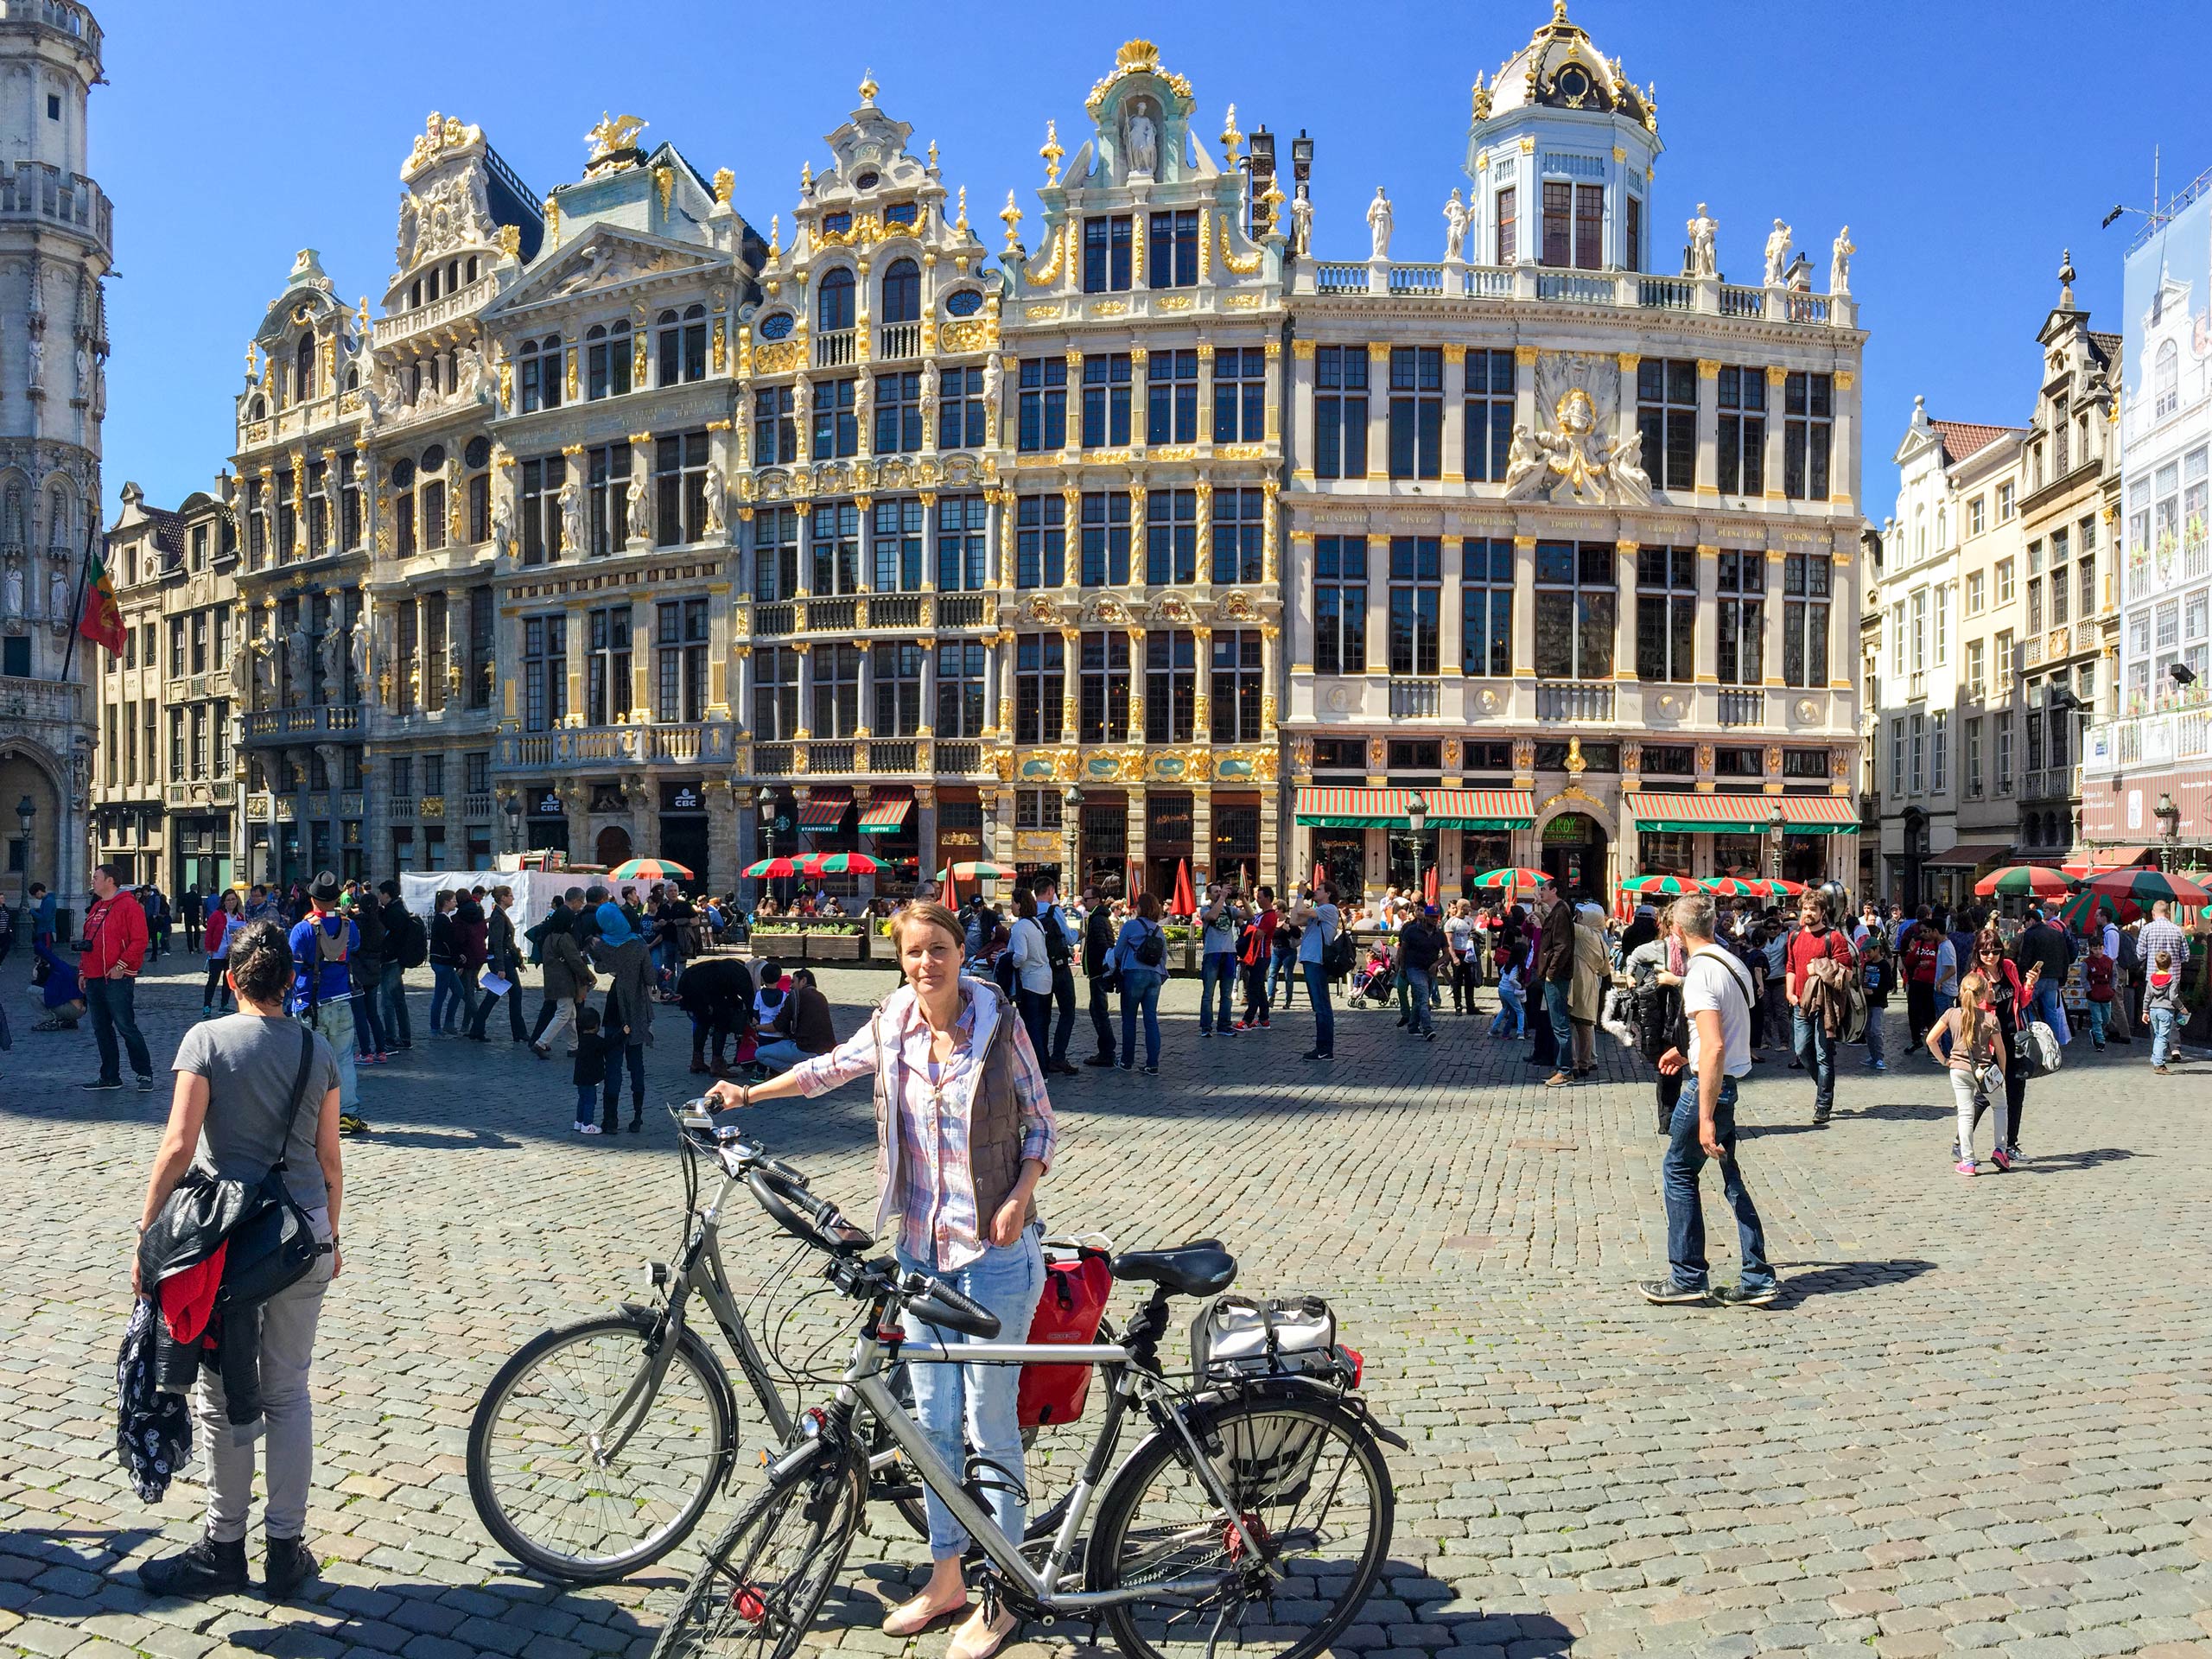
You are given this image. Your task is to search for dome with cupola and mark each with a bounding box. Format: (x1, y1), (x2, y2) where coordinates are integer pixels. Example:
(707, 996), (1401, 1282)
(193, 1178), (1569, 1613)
(1471, 0), (1656, 130)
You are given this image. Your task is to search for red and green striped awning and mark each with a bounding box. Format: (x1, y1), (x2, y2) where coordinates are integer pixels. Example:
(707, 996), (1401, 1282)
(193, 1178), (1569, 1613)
(798, 789), (853, 830)
(857, 792), (912, 835)
(1624, 792), (1861, 836)
(1293, 786), (1535, 830)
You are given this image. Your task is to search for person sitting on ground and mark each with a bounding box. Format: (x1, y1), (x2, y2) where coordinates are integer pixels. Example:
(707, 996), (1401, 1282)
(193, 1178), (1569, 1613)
(31, 938), (86, 1030)
(754, 966), (838, 1074)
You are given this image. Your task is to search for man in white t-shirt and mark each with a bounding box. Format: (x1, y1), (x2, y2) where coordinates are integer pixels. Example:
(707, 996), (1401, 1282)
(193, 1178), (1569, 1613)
(1639, 892), (1777, 1307)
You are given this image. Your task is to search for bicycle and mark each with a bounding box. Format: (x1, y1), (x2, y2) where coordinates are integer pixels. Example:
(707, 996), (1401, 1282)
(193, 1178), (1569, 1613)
(466, 1103), (1089, 1583)
(651, 1112), (1402, 1659)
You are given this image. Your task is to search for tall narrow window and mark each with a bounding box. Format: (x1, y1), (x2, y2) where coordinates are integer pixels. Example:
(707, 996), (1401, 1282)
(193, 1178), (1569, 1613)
(1144, 488), (1197, 586)
(1144, 631), (1196, 743)
(1637, 359), (1698, 493)
(880, 260), (921, 325)
(1313, 346), (1369, 480)
(1212, 348), (1267, 444)
(1014, 633), (1065, 744)
(1783, 372), (1834, 500)
(1387, 347), (1443, 480)
(809, 501), (861, 594)
(520, 335), (563, 412)
(657, 304), (708, 385)
(753, 386), (797, 465)
(1716, 367), (1766, 496)
(585, 321), (632, 400)
(810, 378), (858, 458)
(1463, 350), (1515, 482)
(871, 498), (924, 592)
(1082, 492), (1133, 587)
(1715, 551), (1764, 685)
(1313, 537), (1369, 677)
(585, 605), (632, 726)
(1081, 353), (1132, 448)
(1573, 182), (1604, 270)
(340, 454), (360, 549)
(1388, 537), (1440, 677)
(1147, 210), (1199, 288)
(1541, 181), (1573, 266)
(1624, 194), (1642, 272)
(1017, 358), (1067, 453)
(874, 370), (924, 454)
(655, 597), (709, 722)
(1534, 541), (1616, 678)
(1461, 538), (1512, 677)
(1494, 186), (1516, 264)
(524, 614), (567, 732)
(933, 641), (986, 737)
(1015, 495), (1065, 588)
(938, 366), (985, 450)
(753, 646), (800, 740)
(810, 643), (862, 739)
(1082, 215), (1133, 293)
(1211, 488), (1264, 585)
(1637, 546), (1697, 683)
(753, 507), (800, 601)
(586, 442), (631, 557)
(1147, 350), (1199, 445)
(872, 640), (925, 735)
(1078, 632), (1130, 741)
(1783, 552), (1831, 688)
(468, 587), (493, 709)
(306, 458), (328, 556)
(654, 431), (709, 547)
(936, 495), (988, 590)
(1210, 629), (1264, 743)
(817, 268), (855, 335)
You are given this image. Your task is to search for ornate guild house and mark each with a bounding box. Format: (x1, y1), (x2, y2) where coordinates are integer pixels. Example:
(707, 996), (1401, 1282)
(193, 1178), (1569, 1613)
(118, 2), (1870, 906)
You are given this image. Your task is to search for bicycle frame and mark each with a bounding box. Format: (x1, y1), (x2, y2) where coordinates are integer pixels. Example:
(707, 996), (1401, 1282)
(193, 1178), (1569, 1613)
(831, 1325), (1255, 1614)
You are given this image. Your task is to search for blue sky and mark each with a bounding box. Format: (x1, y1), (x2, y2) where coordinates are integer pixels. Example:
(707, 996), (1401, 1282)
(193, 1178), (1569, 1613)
(91, 0), (2211, 524)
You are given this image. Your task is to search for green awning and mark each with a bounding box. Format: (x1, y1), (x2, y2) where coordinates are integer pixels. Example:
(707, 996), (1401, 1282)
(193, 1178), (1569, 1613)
(1624, 792), (1861, 836)
(1294, 786), (1536, 830)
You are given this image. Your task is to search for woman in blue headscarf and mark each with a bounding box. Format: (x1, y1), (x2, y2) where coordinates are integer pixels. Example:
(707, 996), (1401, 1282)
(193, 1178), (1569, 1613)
(589, 902), (654, 1133)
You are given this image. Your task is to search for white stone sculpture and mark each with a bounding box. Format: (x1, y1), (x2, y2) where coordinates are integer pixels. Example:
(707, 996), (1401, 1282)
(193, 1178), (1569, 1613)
(1443, 189), (1468, 262)
(73, 343), (89, 398)
(1608, 429), (1652, 504)
(1289, 193), (1313, 257)
(625, 456), (652, 543)
(981, 353), (1001, 413)
(350, 612), (372, 689)
(286, 622), (313, 695)
(490, 489), (514, 559)
(2, 562), (19, 616)
(455, 340), (489, 402)
(251, 625), (276, 705)
(1764, 219), (1791, 288)
(1503, 423), (1544, 492)
(702, 462), (727, 537)
(1125, 105), (1158, 178)
(792, 373), (813, 434)
(227, 634), (251, 702)
(48, 567), (67, 623)
(557, 475), (582, 554)
(1687, 203), (1717, 278)
(1367, 187), (1394, 261)
(321, 620), (345, 699)
(25, 333), (42, 394)
(1831, 226), (1854, 296)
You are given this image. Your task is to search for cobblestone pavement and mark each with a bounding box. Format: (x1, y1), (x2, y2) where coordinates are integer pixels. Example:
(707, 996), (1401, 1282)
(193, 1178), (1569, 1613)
(4, 949), (2211, 1659)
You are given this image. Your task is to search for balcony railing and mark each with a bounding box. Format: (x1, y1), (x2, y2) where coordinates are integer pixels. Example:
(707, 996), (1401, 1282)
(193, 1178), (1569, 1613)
(1717, 688), (1766, 728)
(877, 321), (923, 360)
(1718, 284), (1765, 317)
(372, 272), (499, 351)
(242, 703), (362, 741)
(871, 594), (925, 627)
(1535, 683), (1614, 722)
(937, 742), (985, 775)
(1301, 262), (1851, 327)
(870, 740), (918, 772)
(1389, 678), (1440, 718)
(463, 791), (493, 820)
(0, 159), (111, 259)
(806, 598), (858, 632)
(938, 594), (992, 628)
(814, 328), (856, 368)
(810, 741), (856, 773)
(494, 721), (735, 772)
(755, 602), (797, 637)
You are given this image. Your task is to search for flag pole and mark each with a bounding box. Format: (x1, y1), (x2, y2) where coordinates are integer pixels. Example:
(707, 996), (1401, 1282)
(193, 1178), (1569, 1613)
(58, 519), (97, 682)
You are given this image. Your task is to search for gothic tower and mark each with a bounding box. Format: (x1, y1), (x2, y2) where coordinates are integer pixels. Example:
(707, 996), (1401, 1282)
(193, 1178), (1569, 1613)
(0, 2), (108, 908)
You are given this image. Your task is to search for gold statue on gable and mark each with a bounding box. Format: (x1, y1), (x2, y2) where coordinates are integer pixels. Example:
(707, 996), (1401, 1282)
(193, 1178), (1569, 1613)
(584, 113), (648, 164)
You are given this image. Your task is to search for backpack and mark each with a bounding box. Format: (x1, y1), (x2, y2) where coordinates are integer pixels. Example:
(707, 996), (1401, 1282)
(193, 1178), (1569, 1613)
(391, 908), (429, 969)
(1039, 907), (1072, 970)
(1134, 922), (1166, 969)
(1325, 919), (1356, 978)
(1017, 1245), (1114, 1428)
(2117, 928), (2139, 975)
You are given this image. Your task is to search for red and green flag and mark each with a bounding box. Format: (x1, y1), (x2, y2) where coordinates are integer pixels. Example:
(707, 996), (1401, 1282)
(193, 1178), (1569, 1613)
(77, 545), (124, 655)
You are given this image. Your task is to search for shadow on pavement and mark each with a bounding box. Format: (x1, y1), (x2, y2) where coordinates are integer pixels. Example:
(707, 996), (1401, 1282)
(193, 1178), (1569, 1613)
(1775, 1258), (1938, 1303)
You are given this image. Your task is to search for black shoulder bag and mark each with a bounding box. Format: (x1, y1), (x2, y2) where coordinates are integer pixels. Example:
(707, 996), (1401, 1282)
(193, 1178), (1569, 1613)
(218, 1026), (330, 1309)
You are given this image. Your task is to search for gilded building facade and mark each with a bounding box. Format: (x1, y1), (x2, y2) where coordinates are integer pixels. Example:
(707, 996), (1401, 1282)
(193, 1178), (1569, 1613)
(1281, 6), (1866, 904)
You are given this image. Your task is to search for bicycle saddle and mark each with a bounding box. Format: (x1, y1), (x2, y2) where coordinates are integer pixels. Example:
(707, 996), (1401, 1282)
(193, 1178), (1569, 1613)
(1110, 1241), (1237, 1297)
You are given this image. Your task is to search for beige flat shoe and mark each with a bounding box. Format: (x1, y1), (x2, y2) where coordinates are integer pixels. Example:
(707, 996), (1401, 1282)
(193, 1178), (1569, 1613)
(945, 1605), (1019, 1659)
(882, 1593), (969, 1637)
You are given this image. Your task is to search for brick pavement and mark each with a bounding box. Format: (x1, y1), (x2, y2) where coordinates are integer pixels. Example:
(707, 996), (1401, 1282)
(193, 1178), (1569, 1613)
(3, 949), (2210, 1659)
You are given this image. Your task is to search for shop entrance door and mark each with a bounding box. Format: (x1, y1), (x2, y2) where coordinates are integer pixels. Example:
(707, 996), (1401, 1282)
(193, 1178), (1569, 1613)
(1540, 813), (1606, 906)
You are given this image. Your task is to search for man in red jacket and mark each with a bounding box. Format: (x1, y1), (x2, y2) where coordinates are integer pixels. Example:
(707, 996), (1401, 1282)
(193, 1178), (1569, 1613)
(81, 861), (155, 1093)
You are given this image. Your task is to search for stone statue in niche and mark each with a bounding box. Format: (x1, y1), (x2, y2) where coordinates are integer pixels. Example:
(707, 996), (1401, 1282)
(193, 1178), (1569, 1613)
(490, 489), (514, 559)
(2, 562), (19, 616)
(286, 621), (313, 697)
(702, 463), (728, 537)
(48, 567), (67, 623)
(1763, 219), (1792, 288)
(557, 475), (582, 554)
(1686, 202), (1717, 278)
(625, 456), (652, 543)
(321, 620), (345, 700)
(227, 632), (251, 702)
(251, 624), (276, 706)
(25, 332), (42, 394)
(1442, 188), (1468, 262)
(350, 612), (372, 690)
(1123, 99), (1158, 178)
(1366, 187), (1393, 260)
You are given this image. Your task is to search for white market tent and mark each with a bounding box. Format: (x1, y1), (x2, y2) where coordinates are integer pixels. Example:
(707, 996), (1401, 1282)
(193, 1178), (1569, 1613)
(397, 869), (578, 923)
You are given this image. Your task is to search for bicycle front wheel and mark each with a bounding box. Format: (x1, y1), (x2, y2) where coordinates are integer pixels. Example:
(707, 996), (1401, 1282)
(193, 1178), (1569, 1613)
(1085, 1393), (1395, 1659)
(467, 1312), (734, 1583)
(651, 1446), (867, 1659)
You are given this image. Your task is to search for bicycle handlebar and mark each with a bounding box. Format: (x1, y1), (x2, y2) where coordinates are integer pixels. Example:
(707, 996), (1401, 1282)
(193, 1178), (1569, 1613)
(898, 1272), (1002, 1340)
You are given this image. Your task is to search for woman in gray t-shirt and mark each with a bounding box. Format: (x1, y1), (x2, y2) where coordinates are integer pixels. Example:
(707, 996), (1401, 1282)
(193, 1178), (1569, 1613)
(136, 917), (344, 1603)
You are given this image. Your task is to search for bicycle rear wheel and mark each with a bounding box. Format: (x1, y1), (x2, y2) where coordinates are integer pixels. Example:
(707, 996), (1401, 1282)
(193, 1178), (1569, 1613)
(1084, 1394), (1394, 1659)
(651, 1447), (867, 1659)
(467, 1312), (734, 1583)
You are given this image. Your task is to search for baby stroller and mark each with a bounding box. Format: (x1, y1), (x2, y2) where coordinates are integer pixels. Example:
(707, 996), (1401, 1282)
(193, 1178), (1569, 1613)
(1349, 940), (1396, 1006)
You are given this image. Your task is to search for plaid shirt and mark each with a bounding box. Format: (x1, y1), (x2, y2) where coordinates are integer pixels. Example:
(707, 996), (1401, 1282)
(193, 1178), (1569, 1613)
(791, 979), (1056, 1270)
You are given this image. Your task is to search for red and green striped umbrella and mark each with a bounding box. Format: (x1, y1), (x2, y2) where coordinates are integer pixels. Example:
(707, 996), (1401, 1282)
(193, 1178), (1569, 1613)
(1763, 878), (1808, 898)
(1471, 867), (1551, 889)
(938, 861), (1018, 881)
(798, 851), (886, 876)
(2086, 867), (2212, 906)
(743, 856), (802, 879)
(610, 857), (694, 882)
(2056, 888), (2141, 935)
(1699, 876), (1767, 896)
(1621, 874), (1699, 895)
(1974, 864), (2073, 899)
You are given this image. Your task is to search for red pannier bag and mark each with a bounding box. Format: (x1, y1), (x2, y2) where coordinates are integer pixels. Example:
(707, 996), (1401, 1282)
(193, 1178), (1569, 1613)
(1018, 1245), (1114, 1428)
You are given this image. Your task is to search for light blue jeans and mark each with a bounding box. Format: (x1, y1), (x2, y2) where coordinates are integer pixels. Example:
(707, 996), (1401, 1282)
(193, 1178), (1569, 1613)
(1199, 950), (1236, 1034)
(1491, 978), (1524, 1037)
(2031, 978), (2072, 1047)
(1120, 970), (1163, 1067)
(1404, 966), (1436, 1033)
(2150, 1005), (2177, 1066)
(896, 1224), (1046, 1560)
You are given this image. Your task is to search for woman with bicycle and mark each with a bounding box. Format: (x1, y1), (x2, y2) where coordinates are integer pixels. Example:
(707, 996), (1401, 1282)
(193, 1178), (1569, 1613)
(707, 899), (1055, 1659)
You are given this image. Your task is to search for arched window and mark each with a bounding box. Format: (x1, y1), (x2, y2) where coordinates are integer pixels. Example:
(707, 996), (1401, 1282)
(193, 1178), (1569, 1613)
(1936, 506), (1947, 550)
(295, 333), (315, 404)
(881, 257), (920, 325)
(817, 267), (855, 333)
(466, 254), (479, 283)
(2157, 340), (2180, 419)
(248, 396), (265, 422)
(656, 304), (708, 385)
(410, 277), (423, 309)
(345, 365), (359, 391)
(586, 320), (632, 399)
(520, 335), (563, 412)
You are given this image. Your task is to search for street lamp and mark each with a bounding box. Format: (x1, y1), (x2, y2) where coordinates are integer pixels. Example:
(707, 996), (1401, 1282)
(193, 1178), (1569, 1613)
(501, 792), (523, 856)
(1407, 791), (1427, 905)
(1768, 802), (1787, 883)
(15, 793), (32, 917)
(2155, 791), (2182, 871)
